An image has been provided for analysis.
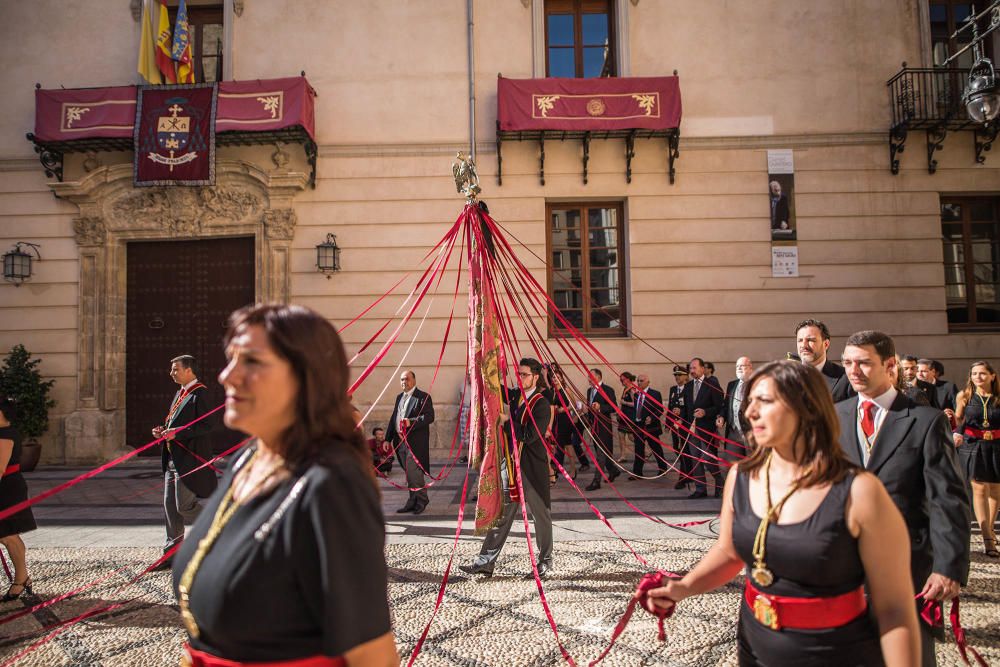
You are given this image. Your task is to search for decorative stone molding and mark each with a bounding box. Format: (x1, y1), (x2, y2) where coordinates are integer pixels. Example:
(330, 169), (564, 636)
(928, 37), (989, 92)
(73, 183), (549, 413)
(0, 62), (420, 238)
(130, 0), (142, 21)
(73, 216), (107, 246)
(233, 0), (244, 16)
(49, 158), (308, 463)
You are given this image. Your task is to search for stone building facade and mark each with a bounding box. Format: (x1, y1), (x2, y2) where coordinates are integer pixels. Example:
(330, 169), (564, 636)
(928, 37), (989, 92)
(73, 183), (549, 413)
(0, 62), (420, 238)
(0, 0), (997, 463)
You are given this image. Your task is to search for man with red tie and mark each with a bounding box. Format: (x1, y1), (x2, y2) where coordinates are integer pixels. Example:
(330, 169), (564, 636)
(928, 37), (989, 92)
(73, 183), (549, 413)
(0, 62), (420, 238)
(837, 331), (970, 666)
(151, 355), (216, 569)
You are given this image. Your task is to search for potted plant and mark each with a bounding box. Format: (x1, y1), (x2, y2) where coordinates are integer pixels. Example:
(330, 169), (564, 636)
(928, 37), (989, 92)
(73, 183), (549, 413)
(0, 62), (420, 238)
(0, 344), (56, 472)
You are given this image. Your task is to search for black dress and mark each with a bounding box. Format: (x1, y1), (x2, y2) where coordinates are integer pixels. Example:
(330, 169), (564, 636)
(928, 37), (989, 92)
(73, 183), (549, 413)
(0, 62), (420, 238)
(172, 443), (391, 661)
(0, 425), (37, 538)
(731, 471), (883, 666)
(958, 394), (1000, 483)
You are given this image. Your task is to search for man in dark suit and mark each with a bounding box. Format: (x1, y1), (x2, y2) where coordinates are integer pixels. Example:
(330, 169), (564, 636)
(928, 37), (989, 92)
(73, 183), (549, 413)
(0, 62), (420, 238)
(584, 368), (618, 491)
(919, 358), (959, 423)
(716, 356), (752, 464)
(667, 365), (690, 489)
(460, 358), (554, 578)
(837, 331), (970, 666)
(899, 354), (939, 408)
(769, 180), (790, 231)
(795, 318), (854, 402)
(385, 370), (435, 514)
(631, 373), (666, 478)
(152, 354), (216, 568)
(681, 357), (725, 498)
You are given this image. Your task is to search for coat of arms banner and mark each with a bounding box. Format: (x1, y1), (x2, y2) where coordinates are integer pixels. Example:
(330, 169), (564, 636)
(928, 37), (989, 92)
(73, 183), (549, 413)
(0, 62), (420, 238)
(134, 83), (217, 186)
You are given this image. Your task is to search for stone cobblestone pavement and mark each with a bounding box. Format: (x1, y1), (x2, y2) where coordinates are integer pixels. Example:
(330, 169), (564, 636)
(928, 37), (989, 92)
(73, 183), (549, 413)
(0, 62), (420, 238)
(2, 461), (999, 665)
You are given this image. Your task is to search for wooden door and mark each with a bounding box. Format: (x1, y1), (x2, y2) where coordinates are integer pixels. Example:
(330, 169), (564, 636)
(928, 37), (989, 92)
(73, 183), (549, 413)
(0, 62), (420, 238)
(126, 237), (255, 454)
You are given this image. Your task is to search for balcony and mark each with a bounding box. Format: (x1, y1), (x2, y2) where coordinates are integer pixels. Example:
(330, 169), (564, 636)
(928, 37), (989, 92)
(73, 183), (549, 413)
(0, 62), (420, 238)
(887, 65), (998, 173)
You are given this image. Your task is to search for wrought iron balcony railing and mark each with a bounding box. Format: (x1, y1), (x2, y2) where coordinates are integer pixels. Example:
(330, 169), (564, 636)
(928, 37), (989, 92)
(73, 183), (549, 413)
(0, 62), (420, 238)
(886, 65), (997, 173)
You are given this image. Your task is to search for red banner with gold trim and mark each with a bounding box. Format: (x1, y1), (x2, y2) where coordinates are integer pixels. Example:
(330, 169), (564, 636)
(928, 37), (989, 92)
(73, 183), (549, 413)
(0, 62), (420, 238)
(497, 76), (681, 131)
(134, 83), (217, 186)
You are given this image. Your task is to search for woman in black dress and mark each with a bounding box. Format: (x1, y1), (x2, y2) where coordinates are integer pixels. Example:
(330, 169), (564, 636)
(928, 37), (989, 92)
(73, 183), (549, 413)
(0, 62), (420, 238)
(953, 360), (1000, 558)
(172, 304), (397, 666)
(646, 360), (919, 666)
(0, 396), (37, 602)
(547, 364), (588, 478)
(617, 372), (637, 465)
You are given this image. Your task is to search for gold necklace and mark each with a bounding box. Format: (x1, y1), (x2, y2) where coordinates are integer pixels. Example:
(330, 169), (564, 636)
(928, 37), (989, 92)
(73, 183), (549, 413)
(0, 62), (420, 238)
(750, 452), (812, 587)
(979, 392), (993, 428)
(177, 450), (285, 639)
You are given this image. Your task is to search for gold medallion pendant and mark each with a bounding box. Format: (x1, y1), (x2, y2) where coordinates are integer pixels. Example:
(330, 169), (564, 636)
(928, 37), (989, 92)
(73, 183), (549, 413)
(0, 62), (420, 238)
(751, 566), (774, 587)
(985, 430), (994, 440)
(752, 595), (781, 630)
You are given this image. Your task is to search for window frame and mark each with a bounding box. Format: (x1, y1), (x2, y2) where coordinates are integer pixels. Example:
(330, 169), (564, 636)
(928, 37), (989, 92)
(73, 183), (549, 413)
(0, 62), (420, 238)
(545, 200), (628, 338)
(941, 195), (1000, 331)
(543, 0), (617, 78)
(928, 0), (994, 67)
(167, 4), (225, 84)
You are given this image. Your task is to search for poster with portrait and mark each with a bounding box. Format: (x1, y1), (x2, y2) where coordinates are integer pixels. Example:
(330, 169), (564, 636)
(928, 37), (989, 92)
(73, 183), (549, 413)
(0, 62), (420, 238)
(767, 149), (796, 242)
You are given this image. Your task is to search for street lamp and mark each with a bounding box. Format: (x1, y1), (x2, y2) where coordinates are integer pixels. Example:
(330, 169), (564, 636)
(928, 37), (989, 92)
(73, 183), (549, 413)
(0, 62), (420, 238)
(315, 233), (341, 278)
(2, 242), (41, 286)
(948, 3), (1000, 124)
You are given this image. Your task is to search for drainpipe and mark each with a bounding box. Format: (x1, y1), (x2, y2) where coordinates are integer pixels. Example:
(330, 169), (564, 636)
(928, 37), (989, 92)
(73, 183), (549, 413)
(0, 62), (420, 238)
(467, 0), (476, 161)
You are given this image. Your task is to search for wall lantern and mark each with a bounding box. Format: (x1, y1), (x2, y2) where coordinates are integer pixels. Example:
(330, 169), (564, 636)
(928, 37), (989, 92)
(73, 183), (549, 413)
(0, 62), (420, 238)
(947, 3), (1000, 124)
(316, 233), (341, 277)
(3, 242), (41, 286)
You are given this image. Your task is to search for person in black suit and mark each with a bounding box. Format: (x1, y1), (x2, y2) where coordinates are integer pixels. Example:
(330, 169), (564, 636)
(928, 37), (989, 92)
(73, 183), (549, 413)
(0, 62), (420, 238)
(795, 318), (854, 402)
(681, 358), (725, 498)
(769, 180), (791, 231)
(899, 355), (939, 408)
(631, 373), (666, 478)
(460, 358), (554, 578)
(667, 365), (690, 489)
(152, 355), (217, 569)
(385, 370), (435, 514)
(584, 369), (618, 491)
(838, 331), (970, 667)
(717, 357), (753, 465)
(919, 359), (960, 424)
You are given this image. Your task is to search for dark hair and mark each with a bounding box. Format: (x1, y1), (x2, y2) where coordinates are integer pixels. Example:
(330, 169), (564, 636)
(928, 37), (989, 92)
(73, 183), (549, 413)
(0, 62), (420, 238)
(171, 354), (198, 376)
(620, 371), (636, 382)
(705, 362), (715, 373)
(590, 368), (603, 380)
(519, 357), (549, 390)
(795, 319), (831, 341)
(900, 355), (918, 363)
(844, 330), (895, 362)
(224, 304), (371, 481)
(371, 426), (384, 436)
(0, 396), (17, 423)
(739, 360), (856, 487)
(690, 357), (705, 366)
(932, 360), (945, 376)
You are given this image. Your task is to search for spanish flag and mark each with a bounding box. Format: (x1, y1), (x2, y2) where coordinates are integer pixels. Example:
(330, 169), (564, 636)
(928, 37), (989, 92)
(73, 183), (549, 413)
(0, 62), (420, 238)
(137, 0), (162, 84)
(171, 0), (195, 84)
(155, 0), (176, 84)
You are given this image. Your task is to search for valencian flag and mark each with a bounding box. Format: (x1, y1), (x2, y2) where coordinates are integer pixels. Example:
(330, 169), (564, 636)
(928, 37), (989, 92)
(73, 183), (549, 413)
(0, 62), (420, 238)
(172, 0), (195, 84)
(134, 83), (217, 186)
(137, 0), (162, 84)
(155, 0), (176, 84)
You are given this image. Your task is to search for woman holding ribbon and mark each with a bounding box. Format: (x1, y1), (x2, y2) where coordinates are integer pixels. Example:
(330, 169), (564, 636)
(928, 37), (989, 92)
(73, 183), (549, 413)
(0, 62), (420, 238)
(952, 360), (1000, 558)
(646, 360), (919, 666)
(172, 304), (397, 667)
(0, 396), (36, 602)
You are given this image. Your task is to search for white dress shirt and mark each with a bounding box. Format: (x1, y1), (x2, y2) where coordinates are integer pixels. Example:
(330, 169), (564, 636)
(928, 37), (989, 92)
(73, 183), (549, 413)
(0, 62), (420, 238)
(856, 386), (897, 466)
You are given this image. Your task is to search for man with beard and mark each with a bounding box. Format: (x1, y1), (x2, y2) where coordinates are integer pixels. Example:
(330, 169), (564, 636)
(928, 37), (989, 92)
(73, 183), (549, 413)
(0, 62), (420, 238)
(795, 318), (854, 402)
(717, 357), (752, 464)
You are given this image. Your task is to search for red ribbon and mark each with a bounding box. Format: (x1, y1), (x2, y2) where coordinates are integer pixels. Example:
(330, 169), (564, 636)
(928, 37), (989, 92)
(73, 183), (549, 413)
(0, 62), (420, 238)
(919, 596), (988, 666)
(588, 571), (676, 666)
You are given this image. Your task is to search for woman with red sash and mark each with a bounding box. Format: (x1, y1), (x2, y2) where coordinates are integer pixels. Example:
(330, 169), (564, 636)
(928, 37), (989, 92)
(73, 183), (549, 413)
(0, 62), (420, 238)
(646, 360), (919, 666)
(0, 396), (37, 602)
(171, 304), (397, 667)
(952, 360), (1000, 558)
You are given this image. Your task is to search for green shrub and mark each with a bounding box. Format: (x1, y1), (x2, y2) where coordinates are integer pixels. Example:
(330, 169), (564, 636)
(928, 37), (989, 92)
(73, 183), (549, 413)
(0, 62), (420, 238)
(0, 344), (56, 439)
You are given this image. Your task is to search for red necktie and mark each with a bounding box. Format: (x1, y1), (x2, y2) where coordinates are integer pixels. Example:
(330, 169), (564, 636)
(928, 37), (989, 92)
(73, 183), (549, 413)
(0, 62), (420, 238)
(860, 400), (877, 439)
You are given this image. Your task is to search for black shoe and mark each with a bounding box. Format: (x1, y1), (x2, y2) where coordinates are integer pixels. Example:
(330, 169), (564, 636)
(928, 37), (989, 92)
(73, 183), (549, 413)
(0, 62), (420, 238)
(585, 481), (601, 491)
(714, 487), (723, 498)
(608, 471), (620, 482)
(674, 480), (688, 490)
(627, 475), (639, 481)
(526, 562), (553, 580)
(412, 503), (427, 515)
(1, 578), (32, 602)
(459, 563), (494, 577)
(687, 490), (708, 499)
(396, 503), (416, 514)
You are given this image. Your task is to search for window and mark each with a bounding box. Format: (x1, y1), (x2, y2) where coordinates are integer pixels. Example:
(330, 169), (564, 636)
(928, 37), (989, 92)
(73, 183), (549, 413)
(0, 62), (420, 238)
(930, 1), (993, 67)
(168, 4), (224, 83)
(942, 197), (1000, 329)
(545, 0), (615, 78)
(547, 202), (627, 336)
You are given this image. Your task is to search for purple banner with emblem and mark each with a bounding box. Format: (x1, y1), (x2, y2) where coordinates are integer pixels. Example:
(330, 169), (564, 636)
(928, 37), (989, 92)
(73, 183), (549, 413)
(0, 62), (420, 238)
(134, 83), (217, 186)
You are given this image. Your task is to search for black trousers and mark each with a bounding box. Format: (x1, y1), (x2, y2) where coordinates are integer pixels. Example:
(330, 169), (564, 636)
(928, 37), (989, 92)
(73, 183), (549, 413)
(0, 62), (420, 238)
(689, 434), (722, 493)
(590, 434), (618, 484)
(633, 432), (666, 476)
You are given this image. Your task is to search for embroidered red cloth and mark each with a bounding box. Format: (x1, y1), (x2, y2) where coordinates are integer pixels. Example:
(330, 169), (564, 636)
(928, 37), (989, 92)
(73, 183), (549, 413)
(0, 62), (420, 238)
(497, 76), (681, 132)
(134, 83), (217, 186)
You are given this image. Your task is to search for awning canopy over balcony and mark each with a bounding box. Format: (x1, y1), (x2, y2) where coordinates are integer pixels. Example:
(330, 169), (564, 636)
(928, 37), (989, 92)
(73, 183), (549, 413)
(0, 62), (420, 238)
(27, 76), (317, 186)
(495, 75), (682, 185)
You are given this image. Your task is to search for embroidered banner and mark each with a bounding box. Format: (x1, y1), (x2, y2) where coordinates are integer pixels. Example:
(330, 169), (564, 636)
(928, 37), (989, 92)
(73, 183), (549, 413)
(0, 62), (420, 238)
(497, 76), (682, 132)
(33, 77), (316, 142)
(134, 83), (217, 186)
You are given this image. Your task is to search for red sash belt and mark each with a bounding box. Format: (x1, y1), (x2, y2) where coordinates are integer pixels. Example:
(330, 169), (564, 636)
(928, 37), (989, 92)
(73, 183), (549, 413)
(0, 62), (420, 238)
(182, 645), (345, 667)
(963, 427), (1000, 441)
(3, 464), (19, 476)
(744, 580), (867, 631)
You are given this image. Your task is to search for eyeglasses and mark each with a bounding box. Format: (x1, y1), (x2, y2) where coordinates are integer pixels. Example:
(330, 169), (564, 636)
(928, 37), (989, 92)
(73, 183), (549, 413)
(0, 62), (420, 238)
(518, 372), (534, 378)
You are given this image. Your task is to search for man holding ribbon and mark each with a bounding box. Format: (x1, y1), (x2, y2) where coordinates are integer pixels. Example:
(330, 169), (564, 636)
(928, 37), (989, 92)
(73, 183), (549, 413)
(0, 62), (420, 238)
(152, 354), (216, 569)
